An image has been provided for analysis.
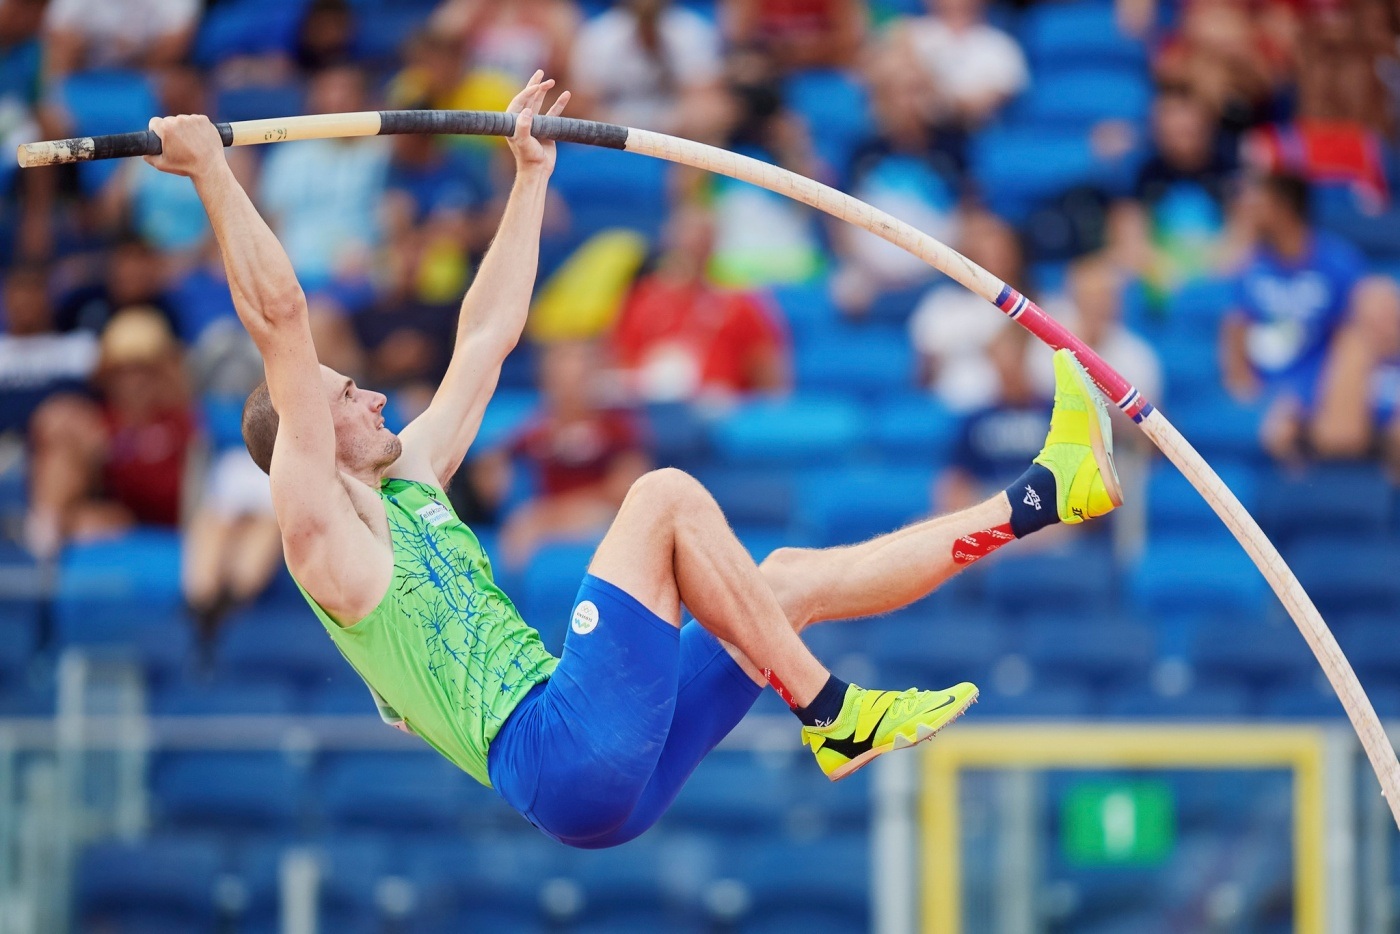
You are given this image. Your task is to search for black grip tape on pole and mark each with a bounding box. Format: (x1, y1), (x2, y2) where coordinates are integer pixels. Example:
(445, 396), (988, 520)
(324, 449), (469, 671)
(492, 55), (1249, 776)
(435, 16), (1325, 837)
(376, 111), (629, 149)
(84, 124), (232, 160)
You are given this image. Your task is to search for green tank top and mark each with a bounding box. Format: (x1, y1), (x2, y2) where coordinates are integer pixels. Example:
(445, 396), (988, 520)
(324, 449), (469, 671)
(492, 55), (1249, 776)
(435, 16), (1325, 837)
(295, 478), (558, 787)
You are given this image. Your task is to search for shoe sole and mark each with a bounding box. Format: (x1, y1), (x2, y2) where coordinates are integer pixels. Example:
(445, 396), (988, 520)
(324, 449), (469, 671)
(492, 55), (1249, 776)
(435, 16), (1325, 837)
(825, 689), (979, 782)
(1062, 352), (1124, 509)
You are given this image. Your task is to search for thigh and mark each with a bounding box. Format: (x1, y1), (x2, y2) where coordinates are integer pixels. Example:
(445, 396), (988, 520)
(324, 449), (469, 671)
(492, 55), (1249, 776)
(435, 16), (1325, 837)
(571, 621), (763, 849)
(587, 470), (688, 626)
(492, 575), (683, 844)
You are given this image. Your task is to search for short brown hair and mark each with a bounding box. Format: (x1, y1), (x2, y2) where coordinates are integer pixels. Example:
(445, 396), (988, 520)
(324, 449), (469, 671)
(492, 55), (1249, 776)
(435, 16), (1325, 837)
(242, 381), (278, 474)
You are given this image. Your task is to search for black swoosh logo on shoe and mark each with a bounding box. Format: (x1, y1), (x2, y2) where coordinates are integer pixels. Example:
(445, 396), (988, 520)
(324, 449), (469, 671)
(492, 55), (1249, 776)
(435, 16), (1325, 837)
(814, 694), (959, 759)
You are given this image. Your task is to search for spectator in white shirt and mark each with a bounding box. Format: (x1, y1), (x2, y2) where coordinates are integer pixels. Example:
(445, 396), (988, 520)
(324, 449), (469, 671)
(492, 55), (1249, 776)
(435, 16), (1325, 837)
(890, 0), (1029, 128)
(571, 0), (728, 140)
(259, 66), (391, 289)
(909, 210), (1022, 412)
(43, 0), (197, 79)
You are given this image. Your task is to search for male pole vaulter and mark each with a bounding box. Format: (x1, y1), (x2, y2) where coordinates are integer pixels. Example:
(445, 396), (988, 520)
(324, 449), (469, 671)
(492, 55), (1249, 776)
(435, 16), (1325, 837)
(146, 72), (1121, 849)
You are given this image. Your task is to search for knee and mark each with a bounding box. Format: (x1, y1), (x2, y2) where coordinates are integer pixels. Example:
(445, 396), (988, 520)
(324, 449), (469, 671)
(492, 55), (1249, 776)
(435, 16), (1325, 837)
(624, 468), (708, 516)
(30, 395), (98, 449)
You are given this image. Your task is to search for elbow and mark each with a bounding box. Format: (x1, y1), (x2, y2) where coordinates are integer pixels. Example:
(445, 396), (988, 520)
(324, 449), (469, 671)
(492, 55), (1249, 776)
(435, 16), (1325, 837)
(259, 289), (310, 328)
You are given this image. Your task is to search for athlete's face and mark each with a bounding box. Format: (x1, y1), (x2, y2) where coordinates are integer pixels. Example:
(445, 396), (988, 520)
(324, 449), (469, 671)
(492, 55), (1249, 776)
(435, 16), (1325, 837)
(321, 366), (401, 475)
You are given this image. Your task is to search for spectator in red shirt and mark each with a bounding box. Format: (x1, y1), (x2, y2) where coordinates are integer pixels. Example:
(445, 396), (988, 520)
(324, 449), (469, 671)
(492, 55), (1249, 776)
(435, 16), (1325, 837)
(477, 340), (652, 570)
(723, 0), (866, 72)
(611, 202), (790, 402)
(25, 307), (195, 558)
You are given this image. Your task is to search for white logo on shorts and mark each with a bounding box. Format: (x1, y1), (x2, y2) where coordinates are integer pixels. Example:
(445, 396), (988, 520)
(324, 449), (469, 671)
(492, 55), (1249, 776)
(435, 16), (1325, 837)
(571, 600), (600, 635)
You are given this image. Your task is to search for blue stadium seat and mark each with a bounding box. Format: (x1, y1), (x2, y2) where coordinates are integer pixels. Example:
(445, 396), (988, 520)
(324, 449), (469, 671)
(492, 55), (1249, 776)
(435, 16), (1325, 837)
(218, 607), (346, 688)
(1104, 684), (1252, 719)
(76, 837), (223, 932)
(1287, 538), (1400, 615)
(793, 465), (932, 546)
(520, 541), (597, 647)
(352, 4), (428, 63)
(869, 609), (1003, 686)
(473, 389), (538, 450)
(1258, 462), (1392, 544)
(709, 395), (865, 466)
(0, 600), (39, 678)
(319, 752), (467, 832)
(972, 127), (1136, 221)
(1338, 619), (1400, 680)
(871, 394), (959, 463)
(981, 548), (1117, 614)
(201, 396), (247, 451)
(55, 70), (156, 193)
(152, 678), (298, 716)
(1128, 538), (1267, 617)
(551, 144), (669, 242)
(154, 752), (304, 831)
(1163, 396), (1267, 461)
(1013, 70), (1151, 128)
(731, 524), (794, 563)
(1155, 334), (1222, 405)
(1165, 277), (1234, 339)
(1145, 459), (1259, 535)
(784, 69), (875, 182)
(793, 331), (916, 398)
(214, 82), (306, 124)
(193, 0), (304, 65)
(402, 835), (556, 933)
(54, 537), (193, 680)
(644, 402), (711, 467)
(306, 681), (378, 715)
(0, 679), (55, 717)
(545, 838), (682, 929)
(666, 753), (792, 833)
(1020, 1), (1148, 70)
(974, 682), (1095, 718)
(1020, 617), (1155, 681)
(692, 466), (795, 527)
(309, 835), (391, 926)
(865, 283), (929, 326)
(1190, 621), (1316, 687)
(718, 834), (869, 931)
(1260, 681), (1387, 719)
(766, 279), (840, 339)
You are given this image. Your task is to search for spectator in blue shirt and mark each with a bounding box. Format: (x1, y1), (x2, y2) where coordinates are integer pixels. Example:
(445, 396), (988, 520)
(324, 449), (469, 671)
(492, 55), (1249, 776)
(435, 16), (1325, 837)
(1221, 172), (1366, 458)
(934, 325), (1051, 514)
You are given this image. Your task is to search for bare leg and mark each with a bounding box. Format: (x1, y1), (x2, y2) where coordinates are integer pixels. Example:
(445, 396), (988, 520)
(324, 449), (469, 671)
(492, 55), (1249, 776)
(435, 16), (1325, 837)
(587, 469), (831, 705)
(182, 510), (231, 611)
(225, 516), (285, 603)
(25, 396), (108, 557)
(760, 493), (1013, 631)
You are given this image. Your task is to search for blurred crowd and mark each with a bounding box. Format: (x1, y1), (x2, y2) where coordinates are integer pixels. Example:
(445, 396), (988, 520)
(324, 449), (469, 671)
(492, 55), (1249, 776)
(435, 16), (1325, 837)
(3, 0), (1400, 643)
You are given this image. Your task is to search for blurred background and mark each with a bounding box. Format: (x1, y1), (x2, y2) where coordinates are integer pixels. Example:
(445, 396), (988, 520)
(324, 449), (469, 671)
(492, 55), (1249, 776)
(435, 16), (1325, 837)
(0, 0), (1399, 931)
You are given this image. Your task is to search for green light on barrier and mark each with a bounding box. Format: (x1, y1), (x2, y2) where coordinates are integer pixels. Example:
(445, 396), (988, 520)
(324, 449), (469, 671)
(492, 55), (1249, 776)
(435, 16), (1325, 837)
(1062, 779), (1175, 866)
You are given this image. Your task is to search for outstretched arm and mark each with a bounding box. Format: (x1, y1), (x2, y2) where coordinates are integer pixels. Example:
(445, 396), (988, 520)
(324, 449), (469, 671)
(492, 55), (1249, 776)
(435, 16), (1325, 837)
(145, 115), (385, 620)
(395, 72), (571, 488)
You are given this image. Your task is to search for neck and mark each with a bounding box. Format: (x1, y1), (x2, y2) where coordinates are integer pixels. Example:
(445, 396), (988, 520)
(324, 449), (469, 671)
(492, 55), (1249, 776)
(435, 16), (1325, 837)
(1267, 222), (1309, 259)
(345, 465), (384, 490)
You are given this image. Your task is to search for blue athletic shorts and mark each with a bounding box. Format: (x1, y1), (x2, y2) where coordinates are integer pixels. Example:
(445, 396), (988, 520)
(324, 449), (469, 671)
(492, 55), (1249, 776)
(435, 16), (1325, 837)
(486, 574), (763, 848)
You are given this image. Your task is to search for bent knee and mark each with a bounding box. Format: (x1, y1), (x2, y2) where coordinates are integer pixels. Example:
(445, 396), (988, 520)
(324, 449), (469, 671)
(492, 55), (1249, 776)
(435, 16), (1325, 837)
(30, 394), (101, 447)
(624, 467), (707, 514)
